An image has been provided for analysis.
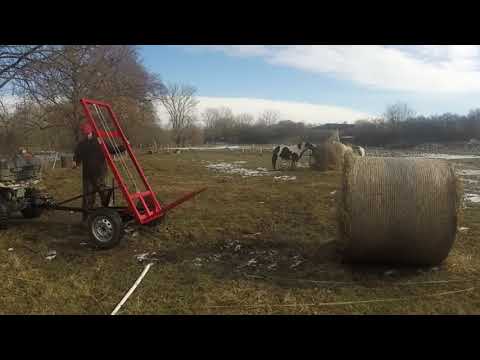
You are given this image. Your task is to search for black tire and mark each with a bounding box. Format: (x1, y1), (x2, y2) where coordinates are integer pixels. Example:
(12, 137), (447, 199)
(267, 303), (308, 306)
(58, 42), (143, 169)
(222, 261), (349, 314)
(0, 203), (8, 230)
(87, 208), (124, 250)
(21, 189), (44, 219)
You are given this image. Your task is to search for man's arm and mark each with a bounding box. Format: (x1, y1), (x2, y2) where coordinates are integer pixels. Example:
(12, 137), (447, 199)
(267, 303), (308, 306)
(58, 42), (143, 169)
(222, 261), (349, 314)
(72, 142), (83, 169)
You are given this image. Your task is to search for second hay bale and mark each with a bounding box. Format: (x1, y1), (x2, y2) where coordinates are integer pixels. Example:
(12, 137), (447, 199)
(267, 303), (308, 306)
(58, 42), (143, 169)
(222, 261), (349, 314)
(311, 141), (352, 171)
(338, 154), (461, 266)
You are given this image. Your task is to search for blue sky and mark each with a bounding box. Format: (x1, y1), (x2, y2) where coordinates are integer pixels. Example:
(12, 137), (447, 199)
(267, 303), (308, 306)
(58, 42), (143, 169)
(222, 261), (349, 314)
(139, 45), (480, 124)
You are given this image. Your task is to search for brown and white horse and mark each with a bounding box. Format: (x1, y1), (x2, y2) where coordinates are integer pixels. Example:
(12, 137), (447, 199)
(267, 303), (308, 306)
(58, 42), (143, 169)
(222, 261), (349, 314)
(272, 142), (314, 170)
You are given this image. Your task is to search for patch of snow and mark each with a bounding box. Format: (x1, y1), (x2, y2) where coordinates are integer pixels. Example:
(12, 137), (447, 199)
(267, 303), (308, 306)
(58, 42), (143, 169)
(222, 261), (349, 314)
(296, 162), (310, 168)
(246, 259), (257, 267)
(192, 262), (203, 268)
(458, 169), (480, 176)
(465, 193), (480, 203)
(45, 250), (57, 261)
(267, 263), (277, 271)
(211, 254), (222, 262)
(419, 153), (480, 160)
(384, 269), (397, 276)
(274, 176), (297, 181)
(135, 253), (150, 262)
(242, 232), (262, 239)
(290, 260), (304, 269)
(206, 162), (271, 177)
(166, 146), (241, 151)
(461, 178), (479, 184)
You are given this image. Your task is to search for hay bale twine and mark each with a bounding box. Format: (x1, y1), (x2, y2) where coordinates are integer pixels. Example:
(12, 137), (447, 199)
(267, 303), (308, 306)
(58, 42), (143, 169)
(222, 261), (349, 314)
(60, 154), (73, 168)
(311, 141), (353, 171)
(338, 154), (462, 266)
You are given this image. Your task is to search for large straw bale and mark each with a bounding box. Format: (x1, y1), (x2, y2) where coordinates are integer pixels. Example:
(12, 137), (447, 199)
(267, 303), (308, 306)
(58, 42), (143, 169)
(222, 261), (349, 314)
(311, 141), (353, 171)
(338, 154), (462, 266)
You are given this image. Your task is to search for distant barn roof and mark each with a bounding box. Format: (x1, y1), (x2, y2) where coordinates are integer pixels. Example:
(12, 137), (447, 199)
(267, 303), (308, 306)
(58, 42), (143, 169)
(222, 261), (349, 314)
(312, 123), (355, 130)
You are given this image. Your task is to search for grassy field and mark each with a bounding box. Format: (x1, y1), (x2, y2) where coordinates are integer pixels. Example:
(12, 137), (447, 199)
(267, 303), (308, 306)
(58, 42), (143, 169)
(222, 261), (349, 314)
(1, 150), (480, 314)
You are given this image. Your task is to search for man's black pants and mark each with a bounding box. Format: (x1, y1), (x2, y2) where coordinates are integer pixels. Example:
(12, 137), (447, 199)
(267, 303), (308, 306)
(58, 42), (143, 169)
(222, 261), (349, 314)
(82, 173), (110, 221)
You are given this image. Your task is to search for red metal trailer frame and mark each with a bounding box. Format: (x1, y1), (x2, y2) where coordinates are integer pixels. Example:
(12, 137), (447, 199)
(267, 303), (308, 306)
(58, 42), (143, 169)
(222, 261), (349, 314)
(79, 98), (205, 225)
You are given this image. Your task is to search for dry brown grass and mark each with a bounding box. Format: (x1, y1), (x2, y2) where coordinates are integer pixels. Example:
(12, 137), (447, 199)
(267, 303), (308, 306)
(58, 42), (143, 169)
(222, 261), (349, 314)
(0, 150), (479, 314)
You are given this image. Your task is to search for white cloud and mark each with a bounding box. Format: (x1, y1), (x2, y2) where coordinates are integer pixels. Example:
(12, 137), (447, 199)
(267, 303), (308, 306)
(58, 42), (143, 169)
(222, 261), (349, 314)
(155, 96), (370, 125)
(195, 45), (480, 93)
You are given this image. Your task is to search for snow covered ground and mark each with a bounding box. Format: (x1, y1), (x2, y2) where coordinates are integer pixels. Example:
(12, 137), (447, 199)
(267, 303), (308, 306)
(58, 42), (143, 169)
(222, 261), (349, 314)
(204, 160), (299, 181)
(419, 154), (480, 160)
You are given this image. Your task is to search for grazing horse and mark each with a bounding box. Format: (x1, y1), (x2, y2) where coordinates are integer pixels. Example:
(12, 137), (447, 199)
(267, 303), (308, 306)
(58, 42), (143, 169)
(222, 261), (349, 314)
(272, 142), (314, 170)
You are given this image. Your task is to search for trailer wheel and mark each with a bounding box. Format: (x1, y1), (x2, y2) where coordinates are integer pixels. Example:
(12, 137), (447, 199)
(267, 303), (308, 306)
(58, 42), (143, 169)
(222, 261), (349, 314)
(0, 203), (8, 230)
(87, 208), (124, 249)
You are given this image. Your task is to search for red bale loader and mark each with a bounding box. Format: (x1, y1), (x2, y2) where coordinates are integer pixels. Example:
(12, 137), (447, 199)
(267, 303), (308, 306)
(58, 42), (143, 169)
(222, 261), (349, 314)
(39, 98), (207, 249)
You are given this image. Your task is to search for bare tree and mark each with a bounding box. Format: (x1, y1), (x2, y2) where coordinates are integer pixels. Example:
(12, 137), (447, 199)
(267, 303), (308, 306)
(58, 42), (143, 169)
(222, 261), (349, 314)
(202, 108), (220, 129)
(15, 45), (164, 141)
(257, 110), (280, 127)
(0, 99), (22, 153)
(384, 102), (415, 127)
(466, 108), (480, 138)
(200, 106), (240, 143)
(0, 45), (54, 92)
(235, 113), (254, 127)
(158, 83), (199, 146)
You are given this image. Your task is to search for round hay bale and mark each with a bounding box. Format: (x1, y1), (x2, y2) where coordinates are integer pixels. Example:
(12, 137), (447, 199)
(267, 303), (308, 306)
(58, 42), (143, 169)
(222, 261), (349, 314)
(338, 154), (462, 266)
(311, 141), (353, 171)
(60, 155), (73, 168)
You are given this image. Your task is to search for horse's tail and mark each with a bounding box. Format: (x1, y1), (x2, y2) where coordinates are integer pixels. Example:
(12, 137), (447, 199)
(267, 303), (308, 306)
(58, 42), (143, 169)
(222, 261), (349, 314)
(272, 146), (280, 169)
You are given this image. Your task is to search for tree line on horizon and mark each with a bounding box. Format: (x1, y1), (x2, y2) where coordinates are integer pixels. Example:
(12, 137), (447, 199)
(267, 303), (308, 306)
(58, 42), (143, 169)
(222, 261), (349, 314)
(2, 46), (480, 153)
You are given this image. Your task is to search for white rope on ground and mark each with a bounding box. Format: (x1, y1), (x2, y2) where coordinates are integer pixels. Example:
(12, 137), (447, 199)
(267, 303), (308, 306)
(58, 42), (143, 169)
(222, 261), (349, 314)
(204, 287), (475, 309)
(244, 274), (480, 287)
(111, 262), (154, 315)
(52, 152), (59, 169)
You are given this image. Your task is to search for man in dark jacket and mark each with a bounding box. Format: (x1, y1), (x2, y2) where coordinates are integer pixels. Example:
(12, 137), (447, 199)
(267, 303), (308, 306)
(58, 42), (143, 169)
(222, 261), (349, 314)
(73, 122), (125, 220)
